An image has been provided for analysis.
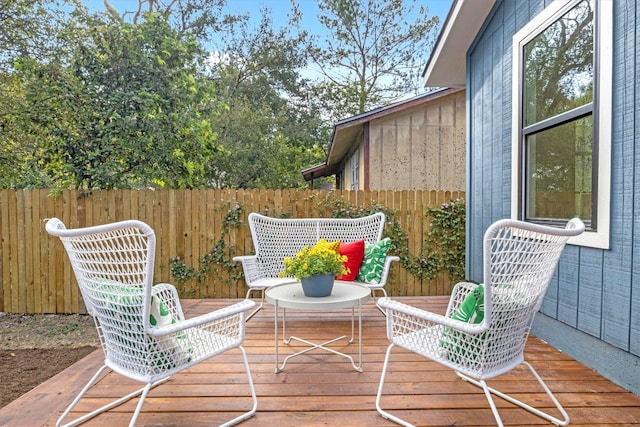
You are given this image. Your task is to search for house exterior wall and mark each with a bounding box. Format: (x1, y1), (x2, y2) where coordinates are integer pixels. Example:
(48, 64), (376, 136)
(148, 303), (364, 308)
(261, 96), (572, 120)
(466, 0), (639, 376)
(359, 90), (466, 191)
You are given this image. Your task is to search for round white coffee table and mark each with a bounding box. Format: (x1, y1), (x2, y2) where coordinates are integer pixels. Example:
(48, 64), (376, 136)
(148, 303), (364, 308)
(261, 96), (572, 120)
(265, 280), (371, 373)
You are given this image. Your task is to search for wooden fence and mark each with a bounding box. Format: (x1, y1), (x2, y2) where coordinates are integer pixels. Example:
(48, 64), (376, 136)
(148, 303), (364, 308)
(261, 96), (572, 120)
(0, 189), (464, 314)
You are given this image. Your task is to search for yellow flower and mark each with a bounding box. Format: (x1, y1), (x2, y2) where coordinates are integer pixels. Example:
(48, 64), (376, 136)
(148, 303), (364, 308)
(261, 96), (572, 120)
(280, 238), (348, 281)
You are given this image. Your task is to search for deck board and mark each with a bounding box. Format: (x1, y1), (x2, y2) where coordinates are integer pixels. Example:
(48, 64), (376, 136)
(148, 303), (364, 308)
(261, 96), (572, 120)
(1, 296), (639, 426)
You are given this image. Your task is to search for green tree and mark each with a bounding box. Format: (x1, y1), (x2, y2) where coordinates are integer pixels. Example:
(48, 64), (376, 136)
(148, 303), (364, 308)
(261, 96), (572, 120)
(206, 5), (328, 188)
(0, 0), (74, 72)
(11, 9), (223, 189)
(107, 0), (232, 41)
(0, 0), (81, 188)
(310, 0), (440, 120)
(0, 72), (54, 188)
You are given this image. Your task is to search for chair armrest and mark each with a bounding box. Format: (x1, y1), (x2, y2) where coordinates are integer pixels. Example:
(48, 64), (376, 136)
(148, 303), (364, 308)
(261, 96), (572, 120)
(379, 296), (488, 337)
(370, 255), (400, 288)
(232, 255), (257, 262)
(147, 299), (256, 337)
(232, 255), (264, 285)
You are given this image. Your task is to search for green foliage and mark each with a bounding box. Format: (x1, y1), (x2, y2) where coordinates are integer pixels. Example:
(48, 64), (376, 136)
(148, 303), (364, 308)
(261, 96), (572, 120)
(317, 195), (466, 283)
(221, 202), (245, 227)
(118, 0), (230, 41)
(206, 7), (327, 189)
(0, 0), (70, 72)
(423, 198), (466, 282)
(0, 1), (451, 191)
(169, 201), (244, 295)
(2, 7), (224, 190)
(169, 256), (197, 285)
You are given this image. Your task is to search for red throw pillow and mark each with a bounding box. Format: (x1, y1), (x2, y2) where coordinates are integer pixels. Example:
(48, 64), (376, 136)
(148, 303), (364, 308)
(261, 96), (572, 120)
(336, 239), (365, 281)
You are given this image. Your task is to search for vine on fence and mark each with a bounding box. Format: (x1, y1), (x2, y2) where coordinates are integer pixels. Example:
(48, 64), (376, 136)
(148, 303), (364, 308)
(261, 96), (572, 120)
(423, 198), (466, 282)
(316, 194), (466, 283)
(169, 196), (466, 296)
(169, 201), (244, 296)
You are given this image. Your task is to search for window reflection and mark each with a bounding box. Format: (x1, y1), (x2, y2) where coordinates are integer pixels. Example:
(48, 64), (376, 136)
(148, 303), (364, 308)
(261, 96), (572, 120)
(525, 116), (592, 222)
(523, 1), (593, 127)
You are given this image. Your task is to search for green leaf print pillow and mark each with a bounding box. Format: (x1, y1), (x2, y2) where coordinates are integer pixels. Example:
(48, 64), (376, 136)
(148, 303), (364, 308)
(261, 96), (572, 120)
(356, 238), (391, 284)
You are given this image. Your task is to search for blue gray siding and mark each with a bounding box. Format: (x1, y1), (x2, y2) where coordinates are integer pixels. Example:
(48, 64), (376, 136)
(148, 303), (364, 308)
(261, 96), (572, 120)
(466, 0), (639, 363)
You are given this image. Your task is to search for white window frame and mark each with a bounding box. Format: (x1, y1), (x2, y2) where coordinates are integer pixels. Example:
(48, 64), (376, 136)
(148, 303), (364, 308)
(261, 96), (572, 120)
(511, 0), (612, 249)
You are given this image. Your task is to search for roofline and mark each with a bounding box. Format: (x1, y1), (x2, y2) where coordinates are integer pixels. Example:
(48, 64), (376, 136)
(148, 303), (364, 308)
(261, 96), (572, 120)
(326, 87), (464, 161)
(303, 88), (465, 182)
(422, 0), (496, 88)
(334, 87), (458, 128)
(422, 0), (461, 83)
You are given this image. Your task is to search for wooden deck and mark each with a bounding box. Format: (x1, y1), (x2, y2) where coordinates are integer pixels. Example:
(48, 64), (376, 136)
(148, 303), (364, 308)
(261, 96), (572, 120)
(1, 296), (639, 426)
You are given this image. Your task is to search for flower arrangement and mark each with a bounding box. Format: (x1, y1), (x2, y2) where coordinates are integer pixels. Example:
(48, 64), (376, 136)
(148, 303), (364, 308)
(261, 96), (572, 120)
(281, 239), (349, 280)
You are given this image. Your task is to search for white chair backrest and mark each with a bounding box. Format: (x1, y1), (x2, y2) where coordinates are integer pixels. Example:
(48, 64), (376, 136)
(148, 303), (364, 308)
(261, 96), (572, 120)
(248, 212), (385, 278)
(45, 218), (162, 376)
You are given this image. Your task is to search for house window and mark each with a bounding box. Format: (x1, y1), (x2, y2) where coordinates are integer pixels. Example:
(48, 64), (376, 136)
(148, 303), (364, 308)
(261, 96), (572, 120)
(512, 0), (611, 249)
(351, 148), (359, 190)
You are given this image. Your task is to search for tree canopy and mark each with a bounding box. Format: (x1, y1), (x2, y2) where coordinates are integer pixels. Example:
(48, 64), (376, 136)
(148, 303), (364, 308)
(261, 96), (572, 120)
(0, 0), (442, 190)
(3, 7), (223, 189)
(310, 0), (440, 120)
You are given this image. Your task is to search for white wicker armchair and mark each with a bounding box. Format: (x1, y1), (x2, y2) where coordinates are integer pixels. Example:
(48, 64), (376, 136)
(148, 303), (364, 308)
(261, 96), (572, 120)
(376, 218), (585, 427)
(45, 218), (257, 427)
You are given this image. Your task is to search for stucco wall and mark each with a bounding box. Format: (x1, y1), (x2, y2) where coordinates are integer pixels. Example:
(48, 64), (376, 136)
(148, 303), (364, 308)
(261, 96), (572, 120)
(364, 90), (466, 191)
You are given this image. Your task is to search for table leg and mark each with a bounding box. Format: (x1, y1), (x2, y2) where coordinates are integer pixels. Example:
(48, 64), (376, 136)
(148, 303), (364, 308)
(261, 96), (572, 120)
(273, 301), (280, 373)
(357, 301), (362, 370)
(273, 302), (364, 373)
(349, 306), (355, 344)
(282, 307), (291, 344)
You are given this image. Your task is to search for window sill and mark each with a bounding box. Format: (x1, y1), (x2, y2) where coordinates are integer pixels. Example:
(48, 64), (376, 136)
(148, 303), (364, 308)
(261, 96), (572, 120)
(568, 230), (609, 249)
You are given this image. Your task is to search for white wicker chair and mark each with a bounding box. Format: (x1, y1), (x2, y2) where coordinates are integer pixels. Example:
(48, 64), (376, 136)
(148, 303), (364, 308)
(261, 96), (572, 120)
(45, 218), (257, 427)
(234, 212), (399, 320)
(376, 218), (585, 427)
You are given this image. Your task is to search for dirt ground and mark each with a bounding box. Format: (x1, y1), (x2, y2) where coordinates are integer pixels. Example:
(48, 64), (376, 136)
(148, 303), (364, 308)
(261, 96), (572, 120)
(0, 312), (100, 408)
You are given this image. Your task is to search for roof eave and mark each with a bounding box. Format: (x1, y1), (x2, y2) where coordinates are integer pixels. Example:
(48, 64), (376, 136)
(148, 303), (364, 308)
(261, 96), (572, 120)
(423, 0), (496, 88)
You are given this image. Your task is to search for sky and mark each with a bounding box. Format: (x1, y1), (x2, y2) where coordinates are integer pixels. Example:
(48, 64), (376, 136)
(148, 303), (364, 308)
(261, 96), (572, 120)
(85, 0), (454, 38)
(81, 0), (454, 98)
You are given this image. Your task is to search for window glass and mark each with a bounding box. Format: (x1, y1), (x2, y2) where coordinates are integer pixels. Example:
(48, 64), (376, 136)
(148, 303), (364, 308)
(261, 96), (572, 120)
(351, 148), (359, 190)
(523, 1), (593, 127)
(525, 116), (592, 222)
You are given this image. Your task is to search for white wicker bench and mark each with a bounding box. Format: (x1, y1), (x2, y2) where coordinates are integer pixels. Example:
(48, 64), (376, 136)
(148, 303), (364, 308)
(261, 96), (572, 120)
(233, 212), (399, 320)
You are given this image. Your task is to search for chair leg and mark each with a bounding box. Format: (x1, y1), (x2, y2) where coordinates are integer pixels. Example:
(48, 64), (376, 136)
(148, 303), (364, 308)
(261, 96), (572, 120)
(219, 345), (258, 427)
(376, 343), (415, 427)
(456, 361), (570, 426)
(372, 288), (388, 317)
(58, 349), (256, 427)
(57, 364), (168, 427)
(245, 287), (265, 321)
